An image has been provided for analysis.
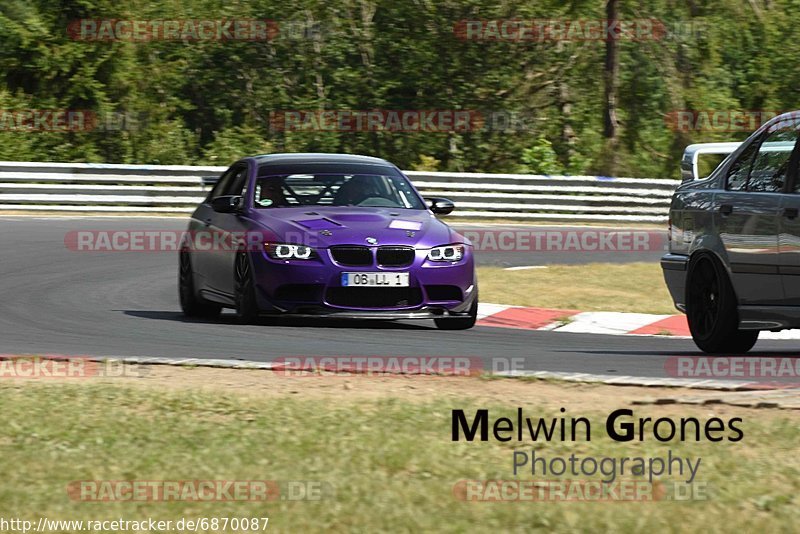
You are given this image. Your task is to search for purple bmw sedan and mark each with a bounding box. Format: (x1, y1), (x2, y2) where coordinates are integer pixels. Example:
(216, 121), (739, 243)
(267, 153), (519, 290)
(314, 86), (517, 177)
(179, 154), (477, 329)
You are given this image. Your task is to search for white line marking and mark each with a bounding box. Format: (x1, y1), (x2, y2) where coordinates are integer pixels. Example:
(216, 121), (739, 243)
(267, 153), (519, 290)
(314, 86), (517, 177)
(503, 265), (548, 271)
(476, 303), (511, 319)
(553, 311), (673, 335)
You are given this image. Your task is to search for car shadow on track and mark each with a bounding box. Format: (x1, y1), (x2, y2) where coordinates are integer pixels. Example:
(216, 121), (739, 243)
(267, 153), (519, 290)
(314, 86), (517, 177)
(119, 310), (436, 330)
(574, 349), (800, 357)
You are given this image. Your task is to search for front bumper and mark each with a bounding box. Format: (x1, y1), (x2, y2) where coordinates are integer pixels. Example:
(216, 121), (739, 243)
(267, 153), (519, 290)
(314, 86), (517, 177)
(249, 246), (476, 317)
(661, 253), (689, 312)
(251, 303), (476, 320)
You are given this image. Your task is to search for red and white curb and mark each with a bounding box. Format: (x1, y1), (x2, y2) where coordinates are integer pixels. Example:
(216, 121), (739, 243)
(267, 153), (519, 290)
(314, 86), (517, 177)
(477, 303), (800, 339)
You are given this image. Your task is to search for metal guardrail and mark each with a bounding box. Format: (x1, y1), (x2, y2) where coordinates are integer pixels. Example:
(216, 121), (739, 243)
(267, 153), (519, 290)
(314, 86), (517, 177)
(0, 161), (679, 222)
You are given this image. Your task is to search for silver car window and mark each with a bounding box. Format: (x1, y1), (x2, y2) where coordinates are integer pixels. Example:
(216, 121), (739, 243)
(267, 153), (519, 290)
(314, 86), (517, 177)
(726, 142), (757, 191)
(749, 129), (798, 192)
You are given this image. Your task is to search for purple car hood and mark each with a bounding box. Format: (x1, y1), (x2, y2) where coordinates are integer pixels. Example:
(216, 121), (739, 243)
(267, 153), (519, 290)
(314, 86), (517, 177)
(247, 206), (459, 248)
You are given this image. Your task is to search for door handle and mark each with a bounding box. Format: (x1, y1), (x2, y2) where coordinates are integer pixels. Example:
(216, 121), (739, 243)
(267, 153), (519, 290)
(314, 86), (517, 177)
(784, 207), (799, 219)
(719, 204), (733, 216)
(204, 218), (212, 226)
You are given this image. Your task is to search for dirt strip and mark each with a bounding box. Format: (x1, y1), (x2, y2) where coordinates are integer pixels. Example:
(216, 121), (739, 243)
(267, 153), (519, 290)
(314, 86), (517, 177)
(3, 363), (799, 419)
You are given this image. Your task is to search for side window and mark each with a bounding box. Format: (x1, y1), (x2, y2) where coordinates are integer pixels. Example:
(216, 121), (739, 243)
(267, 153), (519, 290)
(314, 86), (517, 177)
(749, 126), (798, 192)
(726, 141), (758, 191)
(206, 167), (236, 201)
(224, 165), (249, 196)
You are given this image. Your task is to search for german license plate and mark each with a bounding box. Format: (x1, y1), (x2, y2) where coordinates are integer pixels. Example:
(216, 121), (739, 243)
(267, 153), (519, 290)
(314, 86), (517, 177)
(341, 272), (410, 287)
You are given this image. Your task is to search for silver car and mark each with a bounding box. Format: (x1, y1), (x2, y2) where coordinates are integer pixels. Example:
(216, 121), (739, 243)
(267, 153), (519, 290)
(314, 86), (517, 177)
(663, 111), (800, 353)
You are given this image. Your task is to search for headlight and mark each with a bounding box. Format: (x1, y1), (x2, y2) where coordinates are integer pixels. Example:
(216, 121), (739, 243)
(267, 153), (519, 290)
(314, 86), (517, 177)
(265, 243), (316, 260)
(428, 244), (465, 262)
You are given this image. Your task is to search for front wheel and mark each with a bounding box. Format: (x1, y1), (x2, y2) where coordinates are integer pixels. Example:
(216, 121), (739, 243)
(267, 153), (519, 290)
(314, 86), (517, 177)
(686, 254), (758, 353)
(179, 250), (221, 319)
(435, 295), (478, 330)
(234, 251), (261, 324)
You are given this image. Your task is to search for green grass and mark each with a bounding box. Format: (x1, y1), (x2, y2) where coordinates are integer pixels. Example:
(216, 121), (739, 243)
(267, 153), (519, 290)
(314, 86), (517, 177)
(1, 382), (799, 532)
(478, 262), (677, 314)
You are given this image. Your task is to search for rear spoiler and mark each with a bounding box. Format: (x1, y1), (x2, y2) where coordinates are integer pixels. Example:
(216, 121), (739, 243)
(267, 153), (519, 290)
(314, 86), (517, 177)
(681, 142), (741, 182)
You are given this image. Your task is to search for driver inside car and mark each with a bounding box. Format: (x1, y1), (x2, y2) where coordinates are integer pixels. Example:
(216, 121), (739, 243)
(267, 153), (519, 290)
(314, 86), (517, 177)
(257, 180), (289, 207)
(332, 175), (387, 206)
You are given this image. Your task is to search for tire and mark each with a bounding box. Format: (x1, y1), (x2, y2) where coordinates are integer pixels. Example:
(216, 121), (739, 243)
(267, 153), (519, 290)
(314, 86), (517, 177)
(685, 254), (759, 353)
(435, 294), (478, 330)
(234, 251), (261, 324)
(179, 250), (222, 319)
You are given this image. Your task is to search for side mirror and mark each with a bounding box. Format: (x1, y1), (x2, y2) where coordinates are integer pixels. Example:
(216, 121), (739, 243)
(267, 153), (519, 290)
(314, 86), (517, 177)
(425, 197), (455, 215)
(211, 195), (243, 213)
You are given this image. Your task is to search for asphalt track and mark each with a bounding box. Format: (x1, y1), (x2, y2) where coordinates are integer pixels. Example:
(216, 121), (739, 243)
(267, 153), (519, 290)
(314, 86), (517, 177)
(0, 216), (797, 380)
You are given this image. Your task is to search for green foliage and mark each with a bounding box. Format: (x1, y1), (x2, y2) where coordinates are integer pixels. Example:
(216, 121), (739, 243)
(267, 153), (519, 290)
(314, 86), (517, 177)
(410, 154), (441, 172)
(134, 119), (196, 165)
(0, 0), (793, 177)
(520, 136), (564, 175)
(201, 126), (274, 166)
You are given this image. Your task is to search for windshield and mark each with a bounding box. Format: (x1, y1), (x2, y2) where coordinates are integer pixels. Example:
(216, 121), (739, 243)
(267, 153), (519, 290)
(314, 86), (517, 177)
(253, 173), (425, 209)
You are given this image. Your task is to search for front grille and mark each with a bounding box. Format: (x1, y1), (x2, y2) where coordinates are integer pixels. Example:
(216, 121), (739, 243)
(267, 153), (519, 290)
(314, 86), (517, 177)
(330, 246), (372, 266)
(376, 246), (415, 267)
(326, 287), (423, 308)
(273, 284), (324, 302)
(424, 285), (462, 301)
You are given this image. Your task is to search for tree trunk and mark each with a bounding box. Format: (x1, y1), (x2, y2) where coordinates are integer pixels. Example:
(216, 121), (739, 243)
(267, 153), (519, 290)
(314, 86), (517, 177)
(602, 0), (620, 176)
(558, 81), (577, 167)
